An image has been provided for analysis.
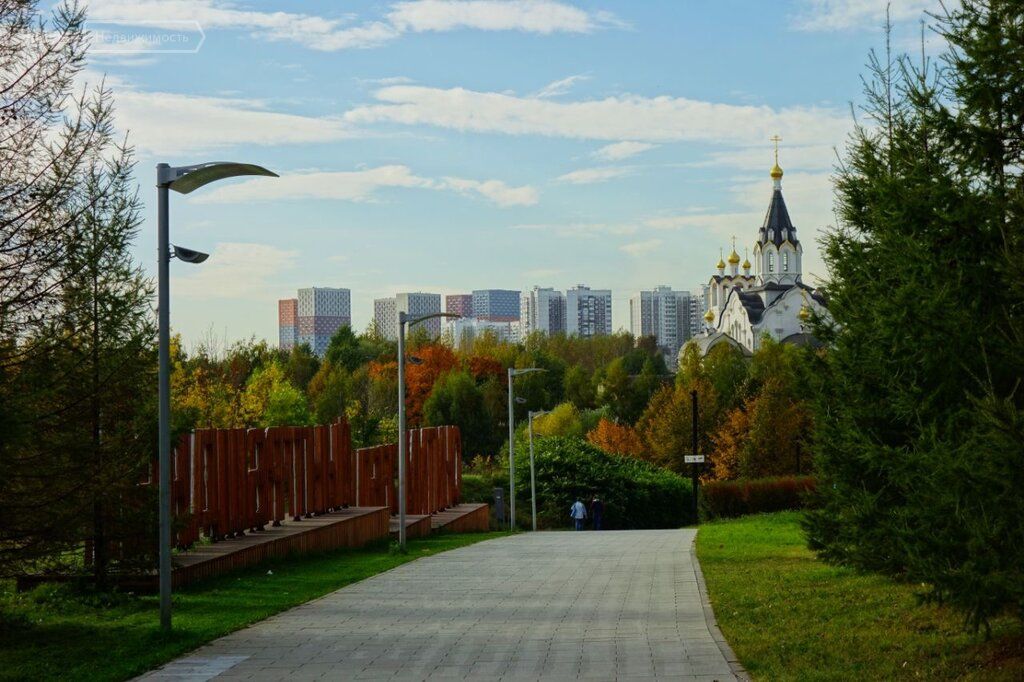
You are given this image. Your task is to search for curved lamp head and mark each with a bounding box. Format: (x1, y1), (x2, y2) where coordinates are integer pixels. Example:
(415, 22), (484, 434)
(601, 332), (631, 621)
(159, 162), (278, 194)
(515, 397), (528, 405)
(510, 367), (547, 377)
(407, 355), (424, 366)
(172, 245), (209, 264)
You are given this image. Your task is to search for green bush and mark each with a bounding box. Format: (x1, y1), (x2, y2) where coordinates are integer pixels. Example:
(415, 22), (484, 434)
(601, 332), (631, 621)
(701, 476), (816, 520)
(514, 436), (693, 529)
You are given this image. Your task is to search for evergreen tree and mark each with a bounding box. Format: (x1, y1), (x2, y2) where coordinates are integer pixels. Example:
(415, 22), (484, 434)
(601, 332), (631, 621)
(806, 2), (1024, 630)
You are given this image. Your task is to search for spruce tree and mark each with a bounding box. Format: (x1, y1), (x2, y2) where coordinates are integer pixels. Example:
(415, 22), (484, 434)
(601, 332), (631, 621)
(806, 2), (1024, 630)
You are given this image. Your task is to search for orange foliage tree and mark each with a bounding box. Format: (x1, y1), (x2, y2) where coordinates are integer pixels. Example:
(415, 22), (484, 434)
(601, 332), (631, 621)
(587, 418), (646, 458)
(404, 344), (458, 426)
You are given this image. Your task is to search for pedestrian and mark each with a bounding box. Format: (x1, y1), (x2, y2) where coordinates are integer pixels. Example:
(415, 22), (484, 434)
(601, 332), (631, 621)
(590, 495), (604, 530)
(569, 497), (587, 531)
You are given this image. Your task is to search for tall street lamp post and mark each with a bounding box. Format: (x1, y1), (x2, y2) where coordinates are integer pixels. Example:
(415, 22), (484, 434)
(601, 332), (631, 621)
(506, 367), (545, 531)
(396, 312), (459, 549)
(156, 162), (276, 632)
(527, 409), (548, 532)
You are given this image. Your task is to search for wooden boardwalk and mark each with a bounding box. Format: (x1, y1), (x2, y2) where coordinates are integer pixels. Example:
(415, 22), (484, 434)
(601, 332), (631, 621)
(431, 503), (490, 533)
(166, 506), (390, 589)
(389, 514), (432, 540)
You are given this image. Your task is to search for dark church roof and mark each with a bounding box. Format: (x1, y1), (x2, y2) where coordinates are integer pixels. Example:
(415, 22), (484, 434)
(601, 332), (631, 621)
(758, 189), (799, 248)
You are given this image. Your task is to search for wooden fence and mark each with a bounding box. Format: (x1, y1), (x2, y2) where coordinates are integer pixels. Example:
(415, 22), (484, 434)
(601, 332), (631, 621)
(148, 421), (462, 549)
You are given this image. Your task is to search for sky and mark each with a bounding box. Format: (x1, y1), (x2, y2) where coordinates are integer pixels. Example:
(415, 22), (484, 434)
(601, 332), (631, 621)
(78, 0), (942, 346)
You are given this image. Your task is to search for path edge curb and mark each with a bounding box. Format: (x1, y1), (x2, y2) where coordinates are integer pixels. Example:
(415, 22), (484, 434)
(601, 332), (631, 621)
(690, 531), (751, 681)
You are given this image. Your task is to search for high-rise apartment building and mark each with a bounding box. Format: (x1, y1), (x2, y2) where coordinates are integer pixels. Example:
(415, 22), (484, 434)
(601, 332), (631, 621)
(278, 298), (298, 351)
(442, 317), (513, 349)
(520, 286), (566, 337)
(566, 285), (613, 338)
(445, 294), (473, 318)
(294, 287), (351, 357)
(472, 289), (520, 322)
(373, 292), (443, 341)
(629, 286), (695, 359)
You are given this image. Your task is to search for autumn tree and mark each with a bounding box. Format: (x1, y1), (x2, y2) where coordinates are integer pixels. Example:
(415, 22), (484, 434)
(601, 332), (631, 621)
(587, 418), (646, 458)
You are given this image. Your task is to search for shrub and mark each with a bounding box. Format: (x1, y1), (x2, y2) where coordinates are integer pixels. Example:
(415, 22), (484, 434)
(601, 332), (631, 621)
(515, 436), (693, 529)
(701, 476), (815, 520)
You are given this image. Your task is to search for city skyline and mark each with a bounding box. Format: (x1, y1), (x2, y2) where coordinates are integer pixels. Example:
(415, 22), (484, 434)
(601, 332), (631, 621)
(88, 0), (941, 346)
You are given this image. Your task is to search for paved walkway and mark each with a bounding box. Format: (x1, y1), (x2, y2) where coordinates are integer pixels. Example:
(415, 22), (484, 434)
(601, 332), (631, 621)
(141, 530), (743, 681)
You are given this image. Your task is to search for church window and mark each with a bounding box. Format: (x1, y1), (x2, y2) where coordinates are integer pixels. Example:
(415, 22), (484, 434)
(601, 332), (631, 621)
(768, 252), (775, 273)
(782, 252), (789, 271)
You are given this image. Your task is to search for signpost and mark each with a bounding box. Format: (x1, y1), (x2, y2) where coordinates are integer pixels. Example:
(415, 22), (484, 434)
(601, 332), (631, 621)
(690, 389), (700, 523)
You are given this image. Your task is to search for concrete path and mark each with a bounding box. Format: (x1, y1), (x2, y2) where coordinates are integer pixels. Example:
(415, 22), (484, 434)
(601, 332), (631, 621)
(140, 530), (743, 681)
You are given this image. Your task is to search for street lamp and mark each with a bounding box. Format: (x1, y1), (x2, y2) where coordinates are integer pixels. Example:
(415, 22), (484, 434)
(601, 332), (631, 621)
(527, 409), (549, 532)
(396, 311), (460, 549)
(156, 161), (276, 632)
(506, 367), (546, 531)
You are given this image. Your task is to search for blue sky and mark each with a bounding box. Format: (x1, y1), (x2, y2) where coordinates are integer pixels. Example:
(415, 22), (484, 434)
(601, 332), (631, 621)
(81, 0), (939, 345)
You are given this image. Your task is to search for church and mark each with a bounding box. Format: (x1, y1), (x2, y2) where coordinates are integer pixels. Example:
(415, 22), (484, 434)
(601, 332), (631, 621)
(687, 144), (828, 357)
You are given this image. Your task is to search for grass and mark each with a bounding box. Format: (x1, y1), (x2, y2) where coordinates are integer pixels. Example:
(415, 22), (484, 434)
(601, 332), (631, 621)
(695, 512), (1024, 681)
(0, 531), (506, 681)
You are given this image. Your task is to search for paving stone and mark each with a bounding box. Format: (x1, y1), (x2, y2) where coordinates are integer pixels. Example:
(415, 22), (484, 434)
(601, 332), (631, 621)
(136, 531), (741, 681)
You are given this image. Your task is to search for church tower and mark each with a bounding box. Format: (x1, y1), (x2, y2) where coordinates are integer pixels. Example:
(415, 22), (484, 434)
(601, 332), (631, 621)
(753, 137), (802, 287)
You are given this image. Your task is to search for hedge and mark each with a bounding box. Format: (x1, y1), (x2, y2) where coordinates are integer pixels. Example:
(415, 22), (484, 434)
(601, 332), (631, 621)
(514, 436), (693, 529)
(700, 476), (816, 519)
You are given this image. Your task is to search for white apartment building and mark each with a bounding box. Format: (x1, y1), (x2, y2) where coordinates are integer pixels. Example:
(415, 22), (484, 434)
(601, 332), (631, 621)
(373, 292), (442, 341)
(566, 285), (613, 338)
(629, 286), (696, 359)
(442, 317), (513, 349)
(520, 286), (566, 337)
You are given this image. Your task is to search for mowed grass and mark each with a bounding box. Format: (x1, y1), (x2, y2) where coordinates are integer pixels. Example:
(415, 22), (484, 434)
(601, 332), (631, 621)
(0, 531), (506, 681)
(696, 512), (1024, 681)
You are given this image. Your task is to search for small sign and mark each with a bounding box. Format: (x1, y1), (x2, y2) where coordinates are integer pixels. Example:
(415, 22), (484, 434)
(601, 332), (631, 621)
(684, 455), (705, 464)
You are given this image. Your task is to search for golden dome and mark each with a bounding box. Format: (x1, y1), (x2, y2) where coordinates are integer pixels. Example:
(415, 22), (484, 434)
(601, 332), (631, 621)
(798, 305), (811, 322)
(770, 162), (783, 180)
(728, 248), (740, 265)
(742, 251), (752, 270)
(704, 309), (715, 323)
(716, 248), (726, 270)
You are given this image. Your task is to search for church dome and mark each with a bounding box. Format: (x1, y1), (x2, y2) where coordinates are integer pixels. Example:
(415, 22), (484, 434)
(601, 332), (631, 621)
(716, 252), (726, 269)
(704, 308), (715, 323)
(770, 162), (783, 180)
(728, 248), (740, 265)
(798, 305), (811, 322)
(742, 255), (752, 269)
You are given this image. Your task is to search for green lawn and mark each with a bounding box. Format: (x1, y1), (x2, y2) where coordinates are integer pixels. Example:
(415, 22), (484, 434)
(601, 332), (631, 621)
(0, 531), (506, 681)
(696, 512), (1024, 681)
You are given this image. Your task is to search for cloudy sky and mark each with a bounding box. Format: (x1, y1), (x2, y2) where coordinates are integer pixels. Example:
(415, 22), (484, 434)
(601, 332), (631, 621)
(81, 0), (940, 345)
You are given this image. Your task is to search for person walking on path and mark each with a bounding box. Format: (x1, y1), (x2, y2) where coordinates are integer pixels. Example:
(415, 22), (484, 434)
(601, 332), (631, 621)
(570, 498), (587, 531)
(590, 496), (604, 530)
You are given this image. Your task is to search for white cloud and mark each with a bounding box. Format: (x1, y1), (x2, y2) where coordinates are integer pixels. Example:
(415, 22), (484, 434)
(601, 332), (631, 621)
(619, 239), (663, 256)
(533, 74), (589, 99)
(792, 0), (938, 31)
(439, 176), (539, 206)
(174, 242), (298, 299)
(112, 88), (354, 155)
(345, 85), (851, 146)
(556, 166), (632, 185)
(593, 141), (656, 161)
(85, 0), (619, 52)
(193, 165), (537, 207)
(388, 0), (616, 33)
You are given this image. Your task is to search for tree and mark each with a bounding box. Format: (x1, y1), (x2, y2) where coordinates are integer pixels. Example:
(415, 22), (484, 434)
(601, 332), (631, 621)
(587, 418), (646, 458)
(533, 402), (584, 438)
(805, 3), (1024, 630)
(563, 365), (596, 409)
(0, 2), (162, 583)
(307, 360), (350, 425)
(404, 344), (458, 426)
(240, 363), (310, 427)
(423, 370), (493, 457)
(283, 343), (319, 391)
(324, 325), (362, 372)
